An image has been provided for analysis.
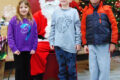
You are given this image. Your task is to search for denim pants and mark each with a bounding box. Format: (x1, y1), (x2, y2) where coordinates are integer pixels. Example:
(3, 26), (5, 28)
(55, 46), (77, 80)
(88, 44), (110, 80)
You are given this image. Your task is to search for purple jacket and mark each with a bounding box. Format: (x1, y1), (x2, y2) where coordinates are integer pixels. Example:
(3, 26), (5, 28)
(8, 16), (38, 53)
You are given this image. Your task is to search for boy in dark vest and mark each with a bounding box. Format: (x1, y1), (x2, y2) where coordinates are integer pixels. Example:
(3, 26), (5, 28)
(81, 0), (118, 80)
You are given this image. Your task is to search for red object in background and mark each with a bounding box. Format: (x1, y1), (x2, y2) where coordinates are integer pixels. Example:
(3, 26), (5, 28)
(115, 1), (120, 8)
(28, 0), (40, 14)
(69, 1), (82, 11)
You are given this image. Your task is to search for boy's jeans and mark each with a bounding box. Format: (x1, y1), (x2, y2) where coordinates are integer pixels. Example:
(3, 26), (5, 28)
(55, 46), (77, 80)
(88, 44), (110, 80)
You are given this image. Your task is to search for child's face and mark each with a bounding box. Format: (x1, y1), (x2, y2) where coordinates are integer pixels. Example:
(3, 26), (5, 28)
(19, 2), (29, 17)
(59, 0), (70, 6)
(90, 0), (100, 4)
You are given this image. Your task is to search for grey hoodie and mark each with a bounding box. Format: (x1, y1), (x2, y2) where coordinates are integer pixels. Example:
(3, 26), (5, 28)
(49, 7), (81, 53)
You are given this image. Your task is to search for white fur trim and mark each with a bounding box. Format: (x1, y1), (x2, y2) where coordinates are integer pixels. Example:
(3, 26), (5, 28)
(38, 39), (48, 42)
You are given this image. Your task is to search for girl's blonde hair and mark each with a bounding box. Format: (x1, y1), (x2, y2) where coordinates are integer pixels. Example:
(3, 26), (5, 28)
(16, 0), (33, 22)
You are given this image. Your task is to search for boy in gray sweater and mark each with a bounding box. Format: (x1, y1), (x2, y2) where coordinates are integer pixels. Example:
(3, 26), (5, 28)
(49, 0), (81, 80)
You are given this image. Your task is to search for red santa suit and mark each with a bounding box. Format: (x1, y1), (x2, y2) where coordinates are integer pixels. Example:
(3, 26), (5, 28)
(30, 10), (52, 75)
(30, 0), (60, 77)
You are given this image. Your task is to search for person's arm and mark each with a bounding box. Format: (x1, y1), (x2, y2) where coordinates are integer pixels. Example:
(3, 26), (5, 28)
(105, 5), (118, 44)
(104, 5), (118, 53)
(74, 10), (81, 45)
(49, 12), (56, 46)
(32, 20), (38, 51)
(7, 18), (18, 53)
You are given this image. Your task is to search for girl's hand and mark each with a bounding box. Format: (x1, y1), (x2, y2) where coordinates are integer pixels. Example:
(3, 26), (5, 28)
(76, 44), (81, 51)
(50, 45), (54, 50)
(30, 50), (35, 54)
(109, 44), (115, 53)
(14, 50), (20, 55)
(84, 45), (89, 54)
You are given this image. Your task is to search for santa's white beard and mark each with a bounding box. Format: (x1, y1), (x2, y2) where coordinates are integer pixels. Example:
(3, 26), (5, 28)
(39, 1), (59, 38)
(41, 4), (57, 20)
(40, 1), (59, 20)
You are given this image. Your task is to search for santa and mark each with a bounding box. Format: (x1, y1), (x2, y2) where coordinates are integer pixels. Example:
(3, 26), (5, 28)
(30, 0), (60, 80)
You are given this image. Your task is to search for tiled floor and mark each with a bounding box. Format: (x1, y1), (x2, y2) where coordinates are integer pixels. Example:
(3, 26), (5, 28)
(3, 57), (120, 80)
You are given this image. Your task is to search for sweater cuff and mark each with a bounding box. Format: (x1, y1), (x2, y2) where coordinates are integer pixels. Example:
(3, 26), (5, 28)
(50, 42), (54, 46)
(32, 47), (37, 51)
(11, 47), (18, 53)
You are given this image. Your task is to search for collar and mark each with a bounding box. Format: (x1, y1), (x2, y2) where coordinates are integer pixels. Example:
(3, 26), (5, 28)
(89, 1), (103, 10)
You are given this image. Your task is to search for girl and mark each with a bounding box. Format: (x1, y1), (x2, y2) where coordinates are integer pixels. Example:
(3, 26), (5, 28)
(7, 0), (38, 80)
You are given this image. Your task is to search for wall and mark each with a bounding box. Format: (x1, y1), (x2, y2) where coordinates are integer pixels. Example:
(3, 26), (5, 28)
(0, 0), (20, 21)
(0, 0), (80, 20)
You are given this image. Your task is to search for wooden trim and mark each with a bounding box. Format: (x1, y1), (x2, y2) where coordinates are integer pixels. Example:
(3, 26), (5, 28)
(0, 60), (5, 80)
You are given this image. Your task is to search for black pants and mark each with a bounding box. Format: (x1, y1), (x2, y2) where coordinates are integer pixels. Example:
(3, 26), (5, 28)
(14, 51), (31, 80)
(31, 73), (44, 80)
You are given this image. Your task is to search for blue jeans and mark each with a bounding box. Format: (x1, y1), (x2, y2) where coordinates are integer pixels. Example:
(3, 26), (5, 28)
(88, 44), (110, 80)
(55, 46), (77, 80)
